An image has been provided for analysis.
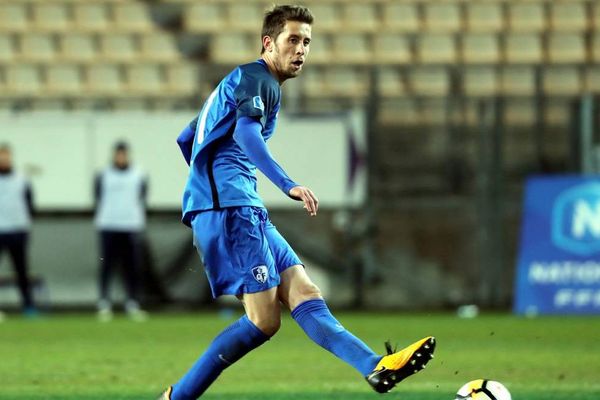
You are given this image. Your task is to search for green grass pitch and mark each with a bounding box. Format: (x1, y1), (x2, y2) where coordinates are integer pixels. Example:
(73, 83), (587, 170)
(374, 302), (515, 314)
(1, 312), (599, 399)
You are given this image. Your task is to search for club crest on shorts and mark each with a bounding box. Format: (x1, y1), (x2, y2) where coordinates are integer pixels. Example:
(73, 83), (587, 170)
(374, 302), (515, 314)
(252, 265), (269, 283)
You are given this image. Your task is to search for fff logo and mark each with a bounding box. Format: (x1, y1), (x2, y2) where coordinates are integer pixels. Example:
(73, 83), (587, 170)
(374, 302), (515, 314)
(552, 182), (600, 255)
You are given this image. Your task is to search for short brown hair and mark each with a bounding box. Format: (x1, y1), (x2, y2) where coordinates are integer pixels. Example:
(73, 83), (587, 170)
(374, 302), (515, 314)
(261, 5), (313, 54)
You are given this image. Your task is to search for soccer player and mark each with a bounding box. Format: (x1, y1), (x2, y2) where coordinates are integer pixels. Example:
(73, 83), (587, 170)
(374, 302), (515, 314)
(94, 141), (148, 322)
(0, 143), (37, 316)
(158, 5), (435, 399)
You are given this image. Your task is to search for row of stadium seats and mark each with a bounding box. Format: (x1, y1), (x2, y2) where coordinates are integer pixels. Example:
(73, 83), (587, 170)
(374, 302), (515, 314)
(0, 33), (180, 63)
(1, 1), (599, 35)
(2, 31), (598, 66)
(184, 1), (599, 34)
(377, 97), (575, 127)
(212, 32), (600, 65)
(0, 2), (154, 33)
(303, 65), (600, 98)
(2, 64), (597, 100)
(0, 63), (199, 97)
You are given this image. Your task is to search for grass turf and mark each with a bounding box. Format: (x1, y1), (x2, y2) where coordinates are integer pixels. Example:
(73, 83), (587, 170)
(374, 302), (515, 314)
(0, 312), (599, 400)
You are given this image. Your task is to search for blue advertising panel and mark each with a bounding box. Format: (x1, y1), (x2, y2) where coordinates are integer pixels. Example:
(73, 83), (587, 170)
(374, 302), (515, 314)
(515, 176), (600, 315)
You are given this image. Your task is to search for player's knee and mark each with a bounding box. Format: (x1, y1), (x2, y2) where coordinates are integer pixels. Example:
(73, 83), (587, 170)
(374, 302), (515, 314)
(293, 282), (322, 306)
(249, 314), (281, 337)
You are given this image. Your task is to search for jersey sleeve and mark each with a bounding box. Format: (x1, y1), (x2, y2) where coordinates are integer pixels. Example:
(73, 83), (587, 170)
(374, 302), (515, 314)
(233, 70), (278, 127)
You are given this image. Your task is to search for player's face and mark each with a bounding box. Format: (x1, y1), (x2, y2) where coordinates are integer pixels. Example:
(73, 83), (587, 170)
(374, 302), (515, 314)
(0, 150), (12, 170)
(113, 150), (129, 168)
(270, 21), (311, 81)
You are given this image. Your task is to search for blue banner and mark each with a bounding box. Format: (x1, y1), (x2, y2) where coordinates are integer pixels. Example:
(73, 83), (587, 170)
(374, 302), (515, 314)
(514, 176), (600, 315)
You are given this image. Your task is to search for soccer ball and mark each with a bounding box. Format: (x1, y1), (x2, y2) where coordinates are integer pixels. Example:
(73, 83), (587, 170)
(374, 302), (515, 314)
(455, 379), (511, 400)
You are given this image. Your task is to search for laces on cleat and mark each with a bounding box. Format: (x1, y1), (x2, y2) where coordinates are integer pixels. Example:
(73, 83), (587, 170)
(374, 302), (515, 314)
(384, 340), (397, 355)
(416, 353), (422, 358)
(410, 359), (416, 365)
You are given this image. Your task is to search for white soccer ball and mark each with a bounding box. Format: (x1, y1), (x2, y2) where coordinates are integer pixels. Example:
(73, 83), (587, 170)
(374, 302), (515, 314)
(455, 379), (511, 400)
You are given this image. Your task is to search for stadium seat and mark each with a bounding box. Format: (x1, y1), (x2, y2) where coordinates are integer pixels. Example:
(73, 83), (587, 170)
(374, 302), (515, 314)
(377, 67), (405, 97)
(211, 34), (254, 64)
(544, 99), (571, 126)
(462, 34), (500, 64)
(45, 65), (83, 95)
(594, 3), (600, 32)
(305, 34), (331, 64)
(410, 67), (449, 97)
(503, 98), (536, 126)
(465, 3), (504, 32)
(5, 65), (42, 95)
(344, 3), (378, 33)
(85, 64), (123, 95)
(0, 3), (28, 33)
(140, 33), (180, 62)
(19, 34), (57, 62)
(74, 3), (111, 33)
(373, 34), (411, 64)
(417, 34), (456, 64)
(423, 3), (462, 33)
(165, 63), (199, 96)
(378, 98), (420, 125)
(184, 3), (226, 32)
(99, 34), (138, 62)
(326, 67), (368, 98)
(333, 34), (371, 64)
(0, 35), (16, 64)
(59, 34), (97, 63)
(126, 65), (164, 95)
(508, 3), (546, 32)
(32, 4), (70, 32)
(549, 2), (588, 32)
(591, 34), (600, 64)
(304, 4), (340, 32)
(227, 3), (264, 32)
(501, 66), (536, 96)
(113, 3), (154, 33)
(381, 3), (420, 33)
(547, 33), (586, 64)
(584, 66), (600, 92)
(542, 66), (581, 96)
(301, 68), (327, 98)
(505, 33), (542, 64)
(463, 67), (499, 97)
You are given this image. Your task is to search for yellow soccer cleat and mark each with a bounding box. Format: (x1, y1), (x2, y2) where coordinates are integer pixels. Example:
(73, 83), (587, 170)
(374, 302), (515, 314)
(156, 386), (172, 400)
(366, 336), (436, 393)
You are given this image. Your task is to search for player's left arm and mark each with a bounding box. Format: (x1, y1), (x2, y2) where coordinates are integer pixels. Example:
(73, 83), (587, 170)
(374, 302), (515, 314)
(177, 116), (198, 166)
(233, 116), (318, 216)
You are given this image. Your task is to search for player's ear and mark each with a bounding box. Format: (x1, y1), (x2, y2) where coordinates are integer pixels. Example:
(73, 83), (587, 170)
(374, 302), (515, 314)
(262, 35), (274, 53)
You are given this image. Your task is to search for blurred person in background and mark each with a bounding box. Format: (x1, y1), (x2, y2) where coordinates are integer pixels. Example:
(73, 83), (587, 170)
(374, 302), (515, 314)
(94, 141), (148, 322)
(0, 143), (37, 317)
(158, 5), (434, 400)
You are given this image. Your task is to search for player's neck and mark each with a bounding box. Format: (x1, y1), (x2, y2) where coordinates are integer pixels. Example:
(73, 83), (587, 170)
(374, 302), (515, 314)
(261, 55), (284, 86)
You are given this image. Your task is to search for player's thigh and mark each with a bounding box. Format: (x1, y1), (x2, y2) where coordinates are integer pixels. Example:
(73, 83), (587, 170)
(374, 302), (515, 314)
(278, 265), (323, 311)
(240, 286), (281, 336)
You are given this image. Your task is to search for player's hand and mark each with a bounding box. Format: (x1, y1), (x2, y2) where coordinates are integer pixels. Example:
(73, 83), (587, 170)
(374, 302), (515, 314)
(289, 186), (319, 217)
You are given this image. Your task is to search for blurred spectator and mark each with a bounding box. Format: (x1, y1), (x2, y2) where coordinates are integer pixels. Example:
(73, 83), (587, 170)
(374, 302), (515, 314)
(0, 143), (37, 316)
(94, 141), (148, 322)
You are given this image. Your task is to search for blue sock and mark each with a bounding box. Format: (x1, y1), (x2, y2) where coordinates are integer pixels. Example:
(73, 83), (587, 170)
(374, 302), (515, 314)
(171, 315), (269, 400)
(291, 299), (381, 376)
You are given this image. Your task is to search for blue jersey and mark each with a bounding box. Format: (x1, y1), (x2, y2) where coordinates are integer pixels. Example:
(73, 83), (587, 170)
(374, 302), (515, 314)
(180, 59), (282, 226)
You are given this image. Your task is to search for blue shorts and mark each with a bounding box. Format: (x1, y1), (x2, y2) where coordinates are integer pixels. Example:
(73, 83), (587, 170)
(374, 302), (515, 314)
(191, 206), (302, 298)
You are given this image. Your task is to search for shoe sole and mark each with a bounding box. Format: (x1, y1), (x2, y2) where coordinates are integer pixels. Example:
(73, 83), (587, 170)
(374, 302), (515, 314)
(366, 337), (436, 393)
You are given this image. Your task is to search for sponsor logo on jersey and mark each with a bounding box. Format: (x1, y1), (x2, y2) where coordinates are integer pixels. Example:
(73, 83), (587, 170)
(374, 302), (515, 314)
(253, 96), (265, 111)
